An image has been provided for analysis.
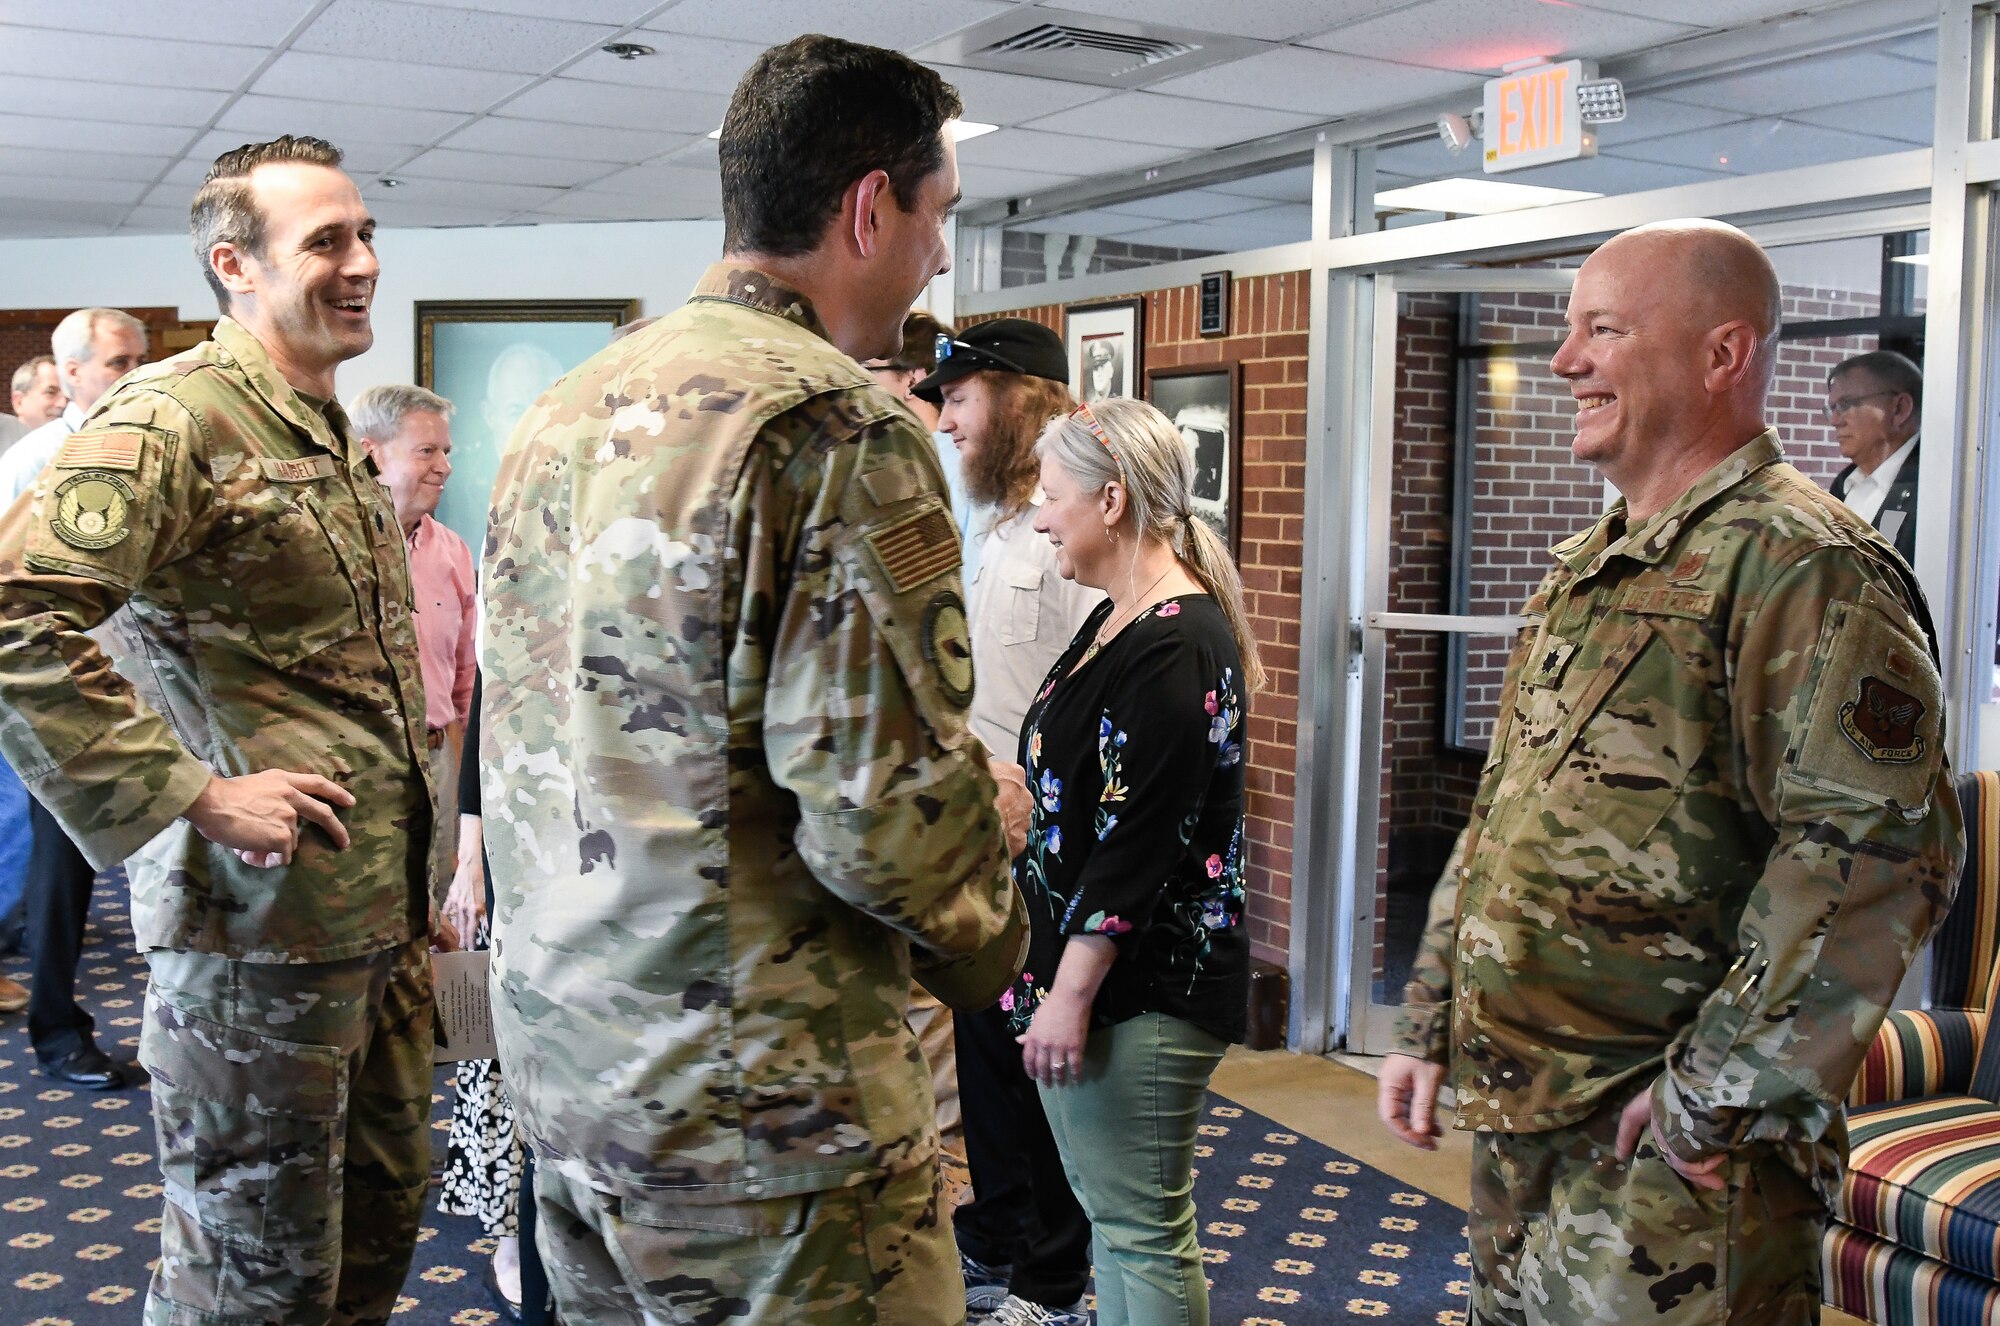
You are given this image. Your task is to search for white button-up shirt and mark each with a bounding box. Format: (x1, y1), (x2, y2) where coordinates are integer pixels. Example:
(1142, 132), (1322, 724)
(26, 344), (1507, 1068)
(1841, 432), (1918, 527)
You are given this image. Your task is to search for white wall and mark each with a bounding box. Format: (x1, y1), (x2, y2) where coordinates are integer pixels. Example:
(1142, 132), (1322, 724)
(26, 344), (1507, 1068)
(0, 217), (728, 398)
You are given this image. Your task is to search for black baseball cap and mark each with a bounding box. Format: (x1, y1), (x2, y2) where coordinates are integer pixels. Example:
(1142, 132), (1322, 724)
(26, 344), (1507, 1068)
(912, 317), (1068, 403)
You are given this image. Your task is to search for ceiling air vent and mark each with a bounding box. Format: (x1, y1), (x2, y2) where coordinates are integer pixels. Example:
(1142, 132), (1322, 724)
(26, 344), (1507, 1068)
(915, 7), (1266, 90)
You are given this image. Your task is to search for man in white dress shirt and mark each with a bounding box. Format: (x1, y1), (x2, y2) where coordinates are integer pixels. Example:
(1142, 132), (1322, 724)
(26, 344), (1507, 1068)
(1826, 349), (1921, 564)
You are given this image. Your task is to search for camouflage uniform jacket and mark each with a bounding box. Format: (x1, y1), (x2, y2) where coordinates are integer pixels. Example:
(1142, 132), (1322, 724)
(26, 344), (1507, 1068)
(0, 317), (433, 962)
(479, 263), (1027, 1205)
(1392, 430), (1963, 1196)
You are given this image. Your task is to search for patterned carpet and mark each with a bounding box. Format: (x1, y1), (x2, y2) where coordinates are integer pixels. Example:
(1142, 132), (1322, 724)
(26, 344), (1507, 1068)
(0, 877), (1472, 1325)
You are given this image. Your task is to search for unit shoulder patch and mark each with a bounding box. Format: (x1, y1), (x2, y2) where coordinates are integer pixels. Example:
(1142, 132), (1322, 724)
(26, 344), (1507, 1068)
(921, 590), (975, 709)
(50, 471), (135, 550)
(1839, 674), (1927, 763)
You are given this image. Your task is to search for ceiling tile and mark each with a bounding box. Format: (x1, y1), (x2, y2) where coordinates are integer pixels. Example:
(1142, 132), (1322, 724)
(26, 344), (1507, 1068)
(1878, 31), (1937, 64)
(403, 0), (668, 22)
(1613, 119), (1915, 176)
(580, 161), (723, 201)
(0, 174), (150, 206)
(0, 219), (117, 238)
(367, 199), (512, 227)
(0, 197), (135, 228)
(0, 77), (226, 129)
(397, 146), (615, 188)
(1013, 206), (1170, 239)
(1504, 154), (1731, 193)
(1303, 0), (1696, 74)
(1653, 49), (1933, 115)
(954, 126), (1182, 175)
(293, 0), (617, 73)
(0, 0), (317, 45)
(560, 33), (765, 96)
(955, 163), (1088, 204)
(0, 112), (193, 157)
(1150, 46), (1479, 117)
(217, 94), (468, 148)
(441, 115), (695, 163)
(642, 0), (1014, 51)
(364, 176), (563, 212)
(1568, 0), (1869, 29)
(252, 51), (532, 113)
(183, 130), (409, 176)
(0, 144), (165, 185)
(1790, 88), (1936, 144)
(1023, 91), (1319, 151)
(927, 66), (1114, 127)
(1114, 187), (1281, 222)
(499, 78), (728, 134)
(1119, 208), (1310, 251)
(1048, 0), (1394, 42)
(118, 204), (195, 234)
(0, 23), (267, 91)
(1590, 97), (1746, 148)
(139, 181), (194, 210)
(1207, 163), (1316, 202)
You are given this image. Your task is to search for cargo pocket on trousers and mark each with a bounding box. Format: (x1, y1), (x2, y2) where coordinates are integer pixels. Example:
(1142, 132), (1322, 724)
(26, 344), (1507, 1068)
(140, 992), (346, 1249)
(603, 1189), (817, 1326)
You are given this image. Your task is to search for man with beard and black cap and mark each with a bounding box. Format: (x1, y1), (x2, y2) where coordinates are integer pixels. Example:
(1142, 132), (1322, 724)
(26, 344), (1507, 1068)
(917, 317), (1104, 1326)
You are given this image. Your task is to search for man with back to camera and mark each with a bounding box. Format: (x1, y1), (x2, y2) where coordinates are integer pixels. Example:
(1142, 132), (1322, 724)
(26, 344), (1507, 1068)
(0, 306), (151, 1090)
(915, 316), (1102, 1326)
(1826, 349), (1923, 564)
(0, 136), (436, 1325)
(1377, 220), (1963, 1323)
(479, 34), (1030, 1326)
(351, 384), (475, 919)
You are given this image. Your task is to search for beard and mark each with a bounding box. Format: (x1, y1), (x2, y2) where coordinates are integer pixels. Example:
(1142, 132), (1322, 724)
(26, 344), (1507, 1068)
(961, 373), (1075, 512)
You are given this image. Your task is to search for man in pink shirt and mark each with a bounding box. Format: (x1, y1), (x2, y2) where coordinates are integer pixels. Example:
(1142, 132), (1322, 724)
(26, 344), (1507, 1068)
(352, 384), (476, 907)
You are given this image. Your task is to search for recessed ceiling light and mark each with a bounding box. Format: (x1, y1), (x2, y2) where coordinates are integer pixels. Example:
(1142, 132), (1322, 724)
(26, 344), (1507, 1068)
(378, 177), (405, 188)
(1373, 179), (1601, 215)
(705, 117), (998, 143)
(602, 42), (654, 60)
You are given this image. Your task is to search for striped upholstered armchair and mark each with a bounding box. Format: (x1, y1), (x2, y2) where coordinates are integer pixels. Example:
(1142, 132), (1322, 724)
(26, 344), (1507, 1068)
(1827, 769), (2000, 1323)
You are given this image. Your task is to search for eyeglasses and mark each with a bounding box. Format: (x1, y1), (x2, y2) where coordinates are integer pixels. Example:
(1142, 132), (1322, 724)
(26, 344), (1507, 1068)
(1071, 400), (1123, 470)
(934, 332), (1028, 376)
(1826, 390), (1899, 420)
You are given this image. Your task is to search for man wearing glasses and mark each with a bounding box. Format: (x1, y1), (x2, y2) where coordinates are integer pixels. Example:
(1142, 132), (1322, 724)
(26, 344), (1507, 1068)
(1827, 350), (1923, 563)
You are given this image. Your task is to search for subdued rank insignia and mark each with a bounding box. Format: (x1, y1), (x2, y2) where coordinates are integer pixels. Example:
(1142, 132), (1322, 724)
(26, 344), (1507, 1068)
(867, 503), (960, 594)
(922, 590), (975, 709)
(50, 471), (135, 550)
(55, 431), (142, 472)
(1840, 674), (1927, 763)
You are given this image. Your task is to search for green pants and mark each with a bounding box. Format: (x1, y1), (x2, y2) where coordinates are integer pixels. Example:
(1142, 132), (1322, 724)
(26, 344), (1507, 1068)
(141, 938), (434, 1326)
(533, 1154), (960, 1326)
(1037, 1010), (1228, 1326)
(1470, 1089), (1824, 1325)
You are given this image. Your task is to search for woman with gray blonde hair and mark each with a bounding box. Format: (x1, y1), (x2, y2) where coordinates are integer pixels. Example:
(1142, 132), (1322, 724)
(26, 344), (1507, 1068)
(1000, 396), (1260, 1326)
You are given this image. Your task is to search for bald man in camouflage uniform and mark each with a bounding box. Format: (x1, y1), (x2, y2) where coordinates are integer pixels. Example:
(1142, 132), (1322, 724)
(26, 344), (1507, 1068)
(0, 138), (434, 1325)
(480, 36), (1026, 1326)
(1379, 221), (1964, 1325)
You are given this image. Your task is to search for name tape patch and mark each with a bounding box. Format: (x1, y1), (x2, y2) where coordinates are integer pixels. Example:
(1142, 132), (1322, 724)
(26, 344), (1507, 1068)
(260, 455), (337, 483)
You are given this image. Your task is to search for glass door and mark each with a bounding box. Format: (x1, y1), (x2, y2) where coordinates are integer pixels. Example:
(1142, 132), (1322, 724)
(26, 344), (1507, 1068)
(1344, 266), (1579, 1055)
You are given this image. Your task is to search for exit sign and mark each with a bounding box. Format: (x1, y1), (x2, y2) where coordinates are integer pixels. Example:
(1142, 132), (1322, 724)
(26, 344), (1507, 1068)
(1483, 60), (1596, 173)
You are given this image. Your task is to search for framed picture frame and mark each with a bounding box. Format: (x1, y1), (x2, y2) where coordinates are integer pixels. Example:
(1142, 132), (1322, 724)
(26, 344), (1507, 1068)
(414, 298), (636, 547)
(1065, 297), (1144, 403)
(1145, 362), (1242, 553)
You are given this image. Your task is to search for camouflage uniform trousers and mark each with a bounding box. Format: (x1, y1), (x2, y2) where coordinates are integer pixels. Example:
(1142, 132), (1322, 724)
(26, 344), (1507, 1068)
(534, 1153), (963, 1326)
(139, 936), (434, 1326)
(1468, 1084), (1822, 1326)
(907, 984), (968, 1205)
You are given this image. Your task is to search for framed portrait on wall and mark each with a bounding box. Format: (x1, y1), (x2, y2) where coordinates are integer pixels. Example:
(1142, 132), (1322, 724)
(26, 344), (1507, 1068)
(415, 298), (636, 548)
(1145, 362), (1241, 552)
(1064, 298), (1144, 403)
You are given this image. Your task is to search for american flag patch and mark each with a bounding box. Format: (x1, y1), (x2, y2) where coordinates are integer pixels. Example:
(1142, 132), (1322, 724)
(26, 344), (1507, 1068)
(56, 432), (143, 472)
(866, 504), (960, 595)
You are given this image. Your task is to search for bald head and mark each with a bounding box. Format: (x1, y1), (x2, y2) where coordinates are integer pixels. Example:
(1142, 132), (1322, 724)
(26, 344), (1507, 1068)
(1598, 220), (1782, 361)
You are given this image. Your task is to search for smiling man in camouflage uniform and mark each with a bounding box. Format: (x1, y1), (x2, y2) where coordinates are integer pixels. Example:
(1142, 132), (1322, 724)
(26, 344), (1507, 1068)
(1377, 220), (1964, 1325)
(480, 35), (1028, 1326)
(0, 137), (433, 1326)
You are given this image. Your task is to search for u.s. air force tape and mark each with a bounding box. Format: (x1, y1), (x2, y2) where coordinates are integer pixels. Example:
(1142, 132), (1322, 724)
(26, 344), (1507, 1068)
(922, 590), (975, 709)
(50, 471), (135, 550)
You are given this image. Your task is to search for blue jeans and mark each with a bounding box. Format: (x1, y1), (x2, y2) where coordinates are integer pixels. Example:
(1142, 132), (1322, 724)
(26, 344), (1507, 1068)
(0, 757), (30, 937)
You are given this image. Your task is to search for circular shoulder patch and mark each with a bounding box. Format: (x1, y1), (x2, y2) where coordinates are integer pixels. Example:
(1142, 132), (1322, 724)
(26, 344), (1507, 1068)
(50, 471), (136, 551)
(921, 590), (975, 710)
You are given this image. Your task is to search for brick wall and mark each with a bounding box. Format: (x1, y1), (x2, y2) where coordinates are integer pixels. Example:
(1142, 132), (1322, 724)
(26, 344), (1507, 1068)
(964, 272), (1310, 967)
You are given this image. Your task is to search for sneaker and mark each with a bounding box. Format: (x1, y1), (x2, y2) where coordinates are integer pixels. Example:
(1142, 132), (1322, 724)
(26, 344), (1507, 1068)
(961, 1251), (1013, 1317)
(986, 1295), (1091, 1326)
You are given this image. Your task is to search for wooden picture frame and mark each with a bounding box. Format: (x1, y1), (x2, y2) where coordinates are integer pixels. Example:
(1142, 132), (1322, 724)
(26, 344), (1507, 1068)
(1065, 297), (1144, 403)
(1145, 361), (1243, 554)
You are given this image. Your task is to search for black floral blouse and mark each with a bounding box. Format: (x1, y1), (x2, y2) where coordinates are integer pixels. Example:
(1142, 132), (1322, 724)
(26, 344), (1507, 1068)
(1002, 594), (1250, 1045)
